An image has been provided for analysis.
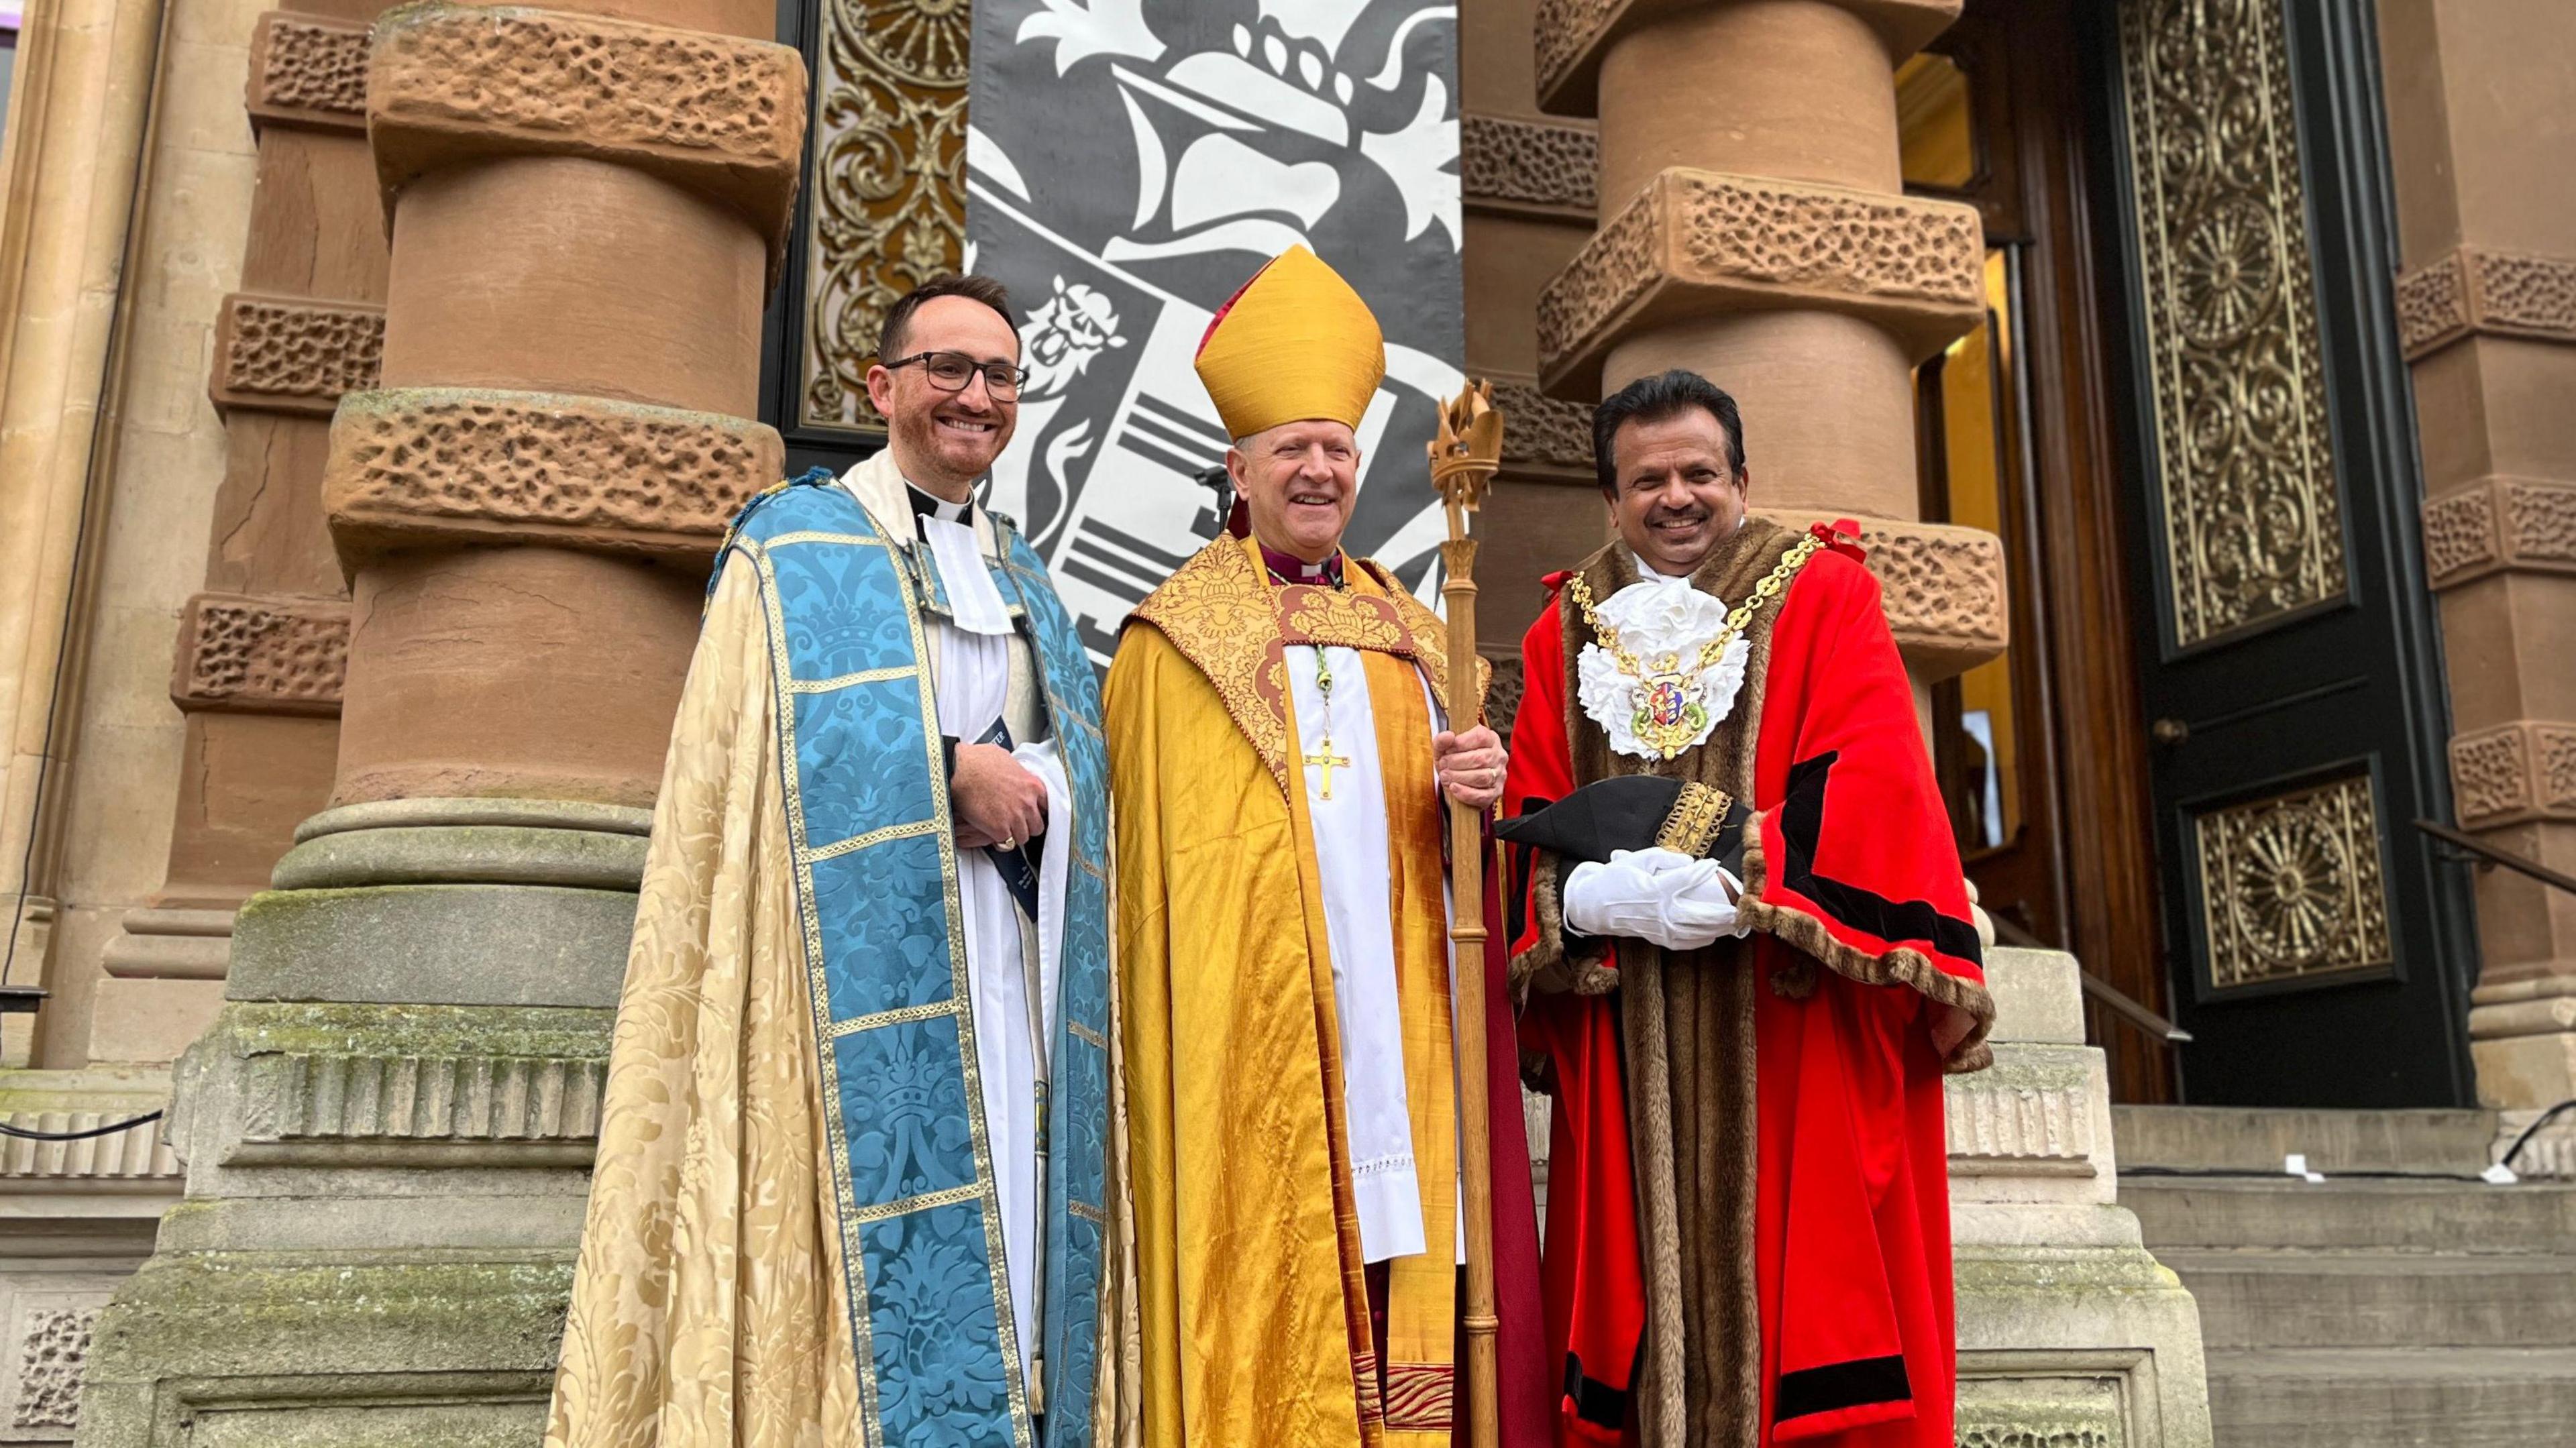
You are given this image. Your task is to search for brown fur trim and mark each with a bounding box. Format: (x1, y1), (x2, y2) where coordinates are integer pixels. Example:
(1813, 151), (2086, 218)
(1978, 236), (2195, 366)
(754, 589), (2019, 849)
(1736, 826), (1998, 1074)
(1559, 521), (1799, 1448)
(1512, 852), (1620, 999)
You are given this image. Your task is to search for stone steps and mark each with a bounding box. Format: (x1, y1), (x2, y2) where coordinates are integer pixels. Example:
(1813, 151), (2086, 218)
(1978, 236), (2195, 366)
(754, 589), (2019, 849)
(2111, 1104), (2498, 1175)
(2124, 1177), (2576, 1254)
(2116, 1107), (2576, 1448)
(2159, 1249), (2576, 1348)
(2205, 1347), (2576, 1448)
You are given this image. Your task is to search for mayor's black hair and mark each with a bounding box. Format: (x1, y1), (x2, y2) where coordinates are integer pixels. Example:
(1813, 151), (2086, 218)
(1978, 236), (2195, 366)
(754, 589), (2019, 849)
(1592, 369), (1747, 495)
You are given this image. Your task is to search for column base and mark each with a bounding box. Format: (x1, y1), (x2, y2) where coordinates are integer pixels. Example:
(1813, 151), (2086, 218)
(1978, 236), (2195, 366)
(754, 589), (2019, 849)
(73, 800), (639, 1448)
(1951, 949), (2214, 1448)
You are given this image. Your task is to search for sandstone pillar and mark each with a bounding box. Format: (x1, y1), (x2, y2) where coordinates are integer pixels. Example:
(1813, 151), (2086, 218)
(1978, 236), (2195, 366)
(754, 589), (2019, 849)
(2380, 1), (2576, 1131)
(96, 9), (386, 1064)
(76, 3), (804, 1439)
(1534, 0), (2009, 706)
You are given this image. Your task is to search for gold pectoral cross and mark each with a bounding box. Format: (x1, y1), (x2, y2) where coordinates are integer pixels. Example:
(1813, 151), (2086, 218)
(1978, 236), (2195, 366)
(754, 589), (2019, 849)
(1303, 741), (1353, 801)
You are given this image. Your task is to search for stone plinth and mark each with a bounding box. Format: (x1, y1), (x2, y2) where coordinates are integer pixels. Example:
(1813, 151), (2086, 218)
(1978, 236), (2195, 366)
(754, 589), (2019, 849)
(75, 802), (639, 1445)
(1951, 948), (2214, 1448)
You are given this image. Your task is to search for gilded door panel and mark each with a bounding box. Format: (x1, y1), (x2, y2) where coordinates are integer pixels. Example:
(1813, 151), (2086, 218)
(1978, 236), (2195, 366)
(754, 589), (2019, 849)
(2189, 764), (2396, 999)
(2120, 0), (2347, 653)
(782, 0), (971, 443)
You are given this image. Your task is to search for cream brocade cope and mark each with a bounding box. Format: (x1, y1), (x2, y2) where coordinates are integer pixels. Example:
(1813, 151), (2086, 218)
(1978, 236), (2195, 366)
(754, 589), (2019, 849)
(543, 559), (1142, 1448)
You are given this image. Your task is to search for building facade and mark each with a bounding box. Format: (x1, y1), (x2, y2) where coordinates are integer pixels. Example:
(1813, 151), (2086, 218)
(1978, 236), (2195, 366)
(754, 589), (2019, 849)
(0, 0), (2569, 1441)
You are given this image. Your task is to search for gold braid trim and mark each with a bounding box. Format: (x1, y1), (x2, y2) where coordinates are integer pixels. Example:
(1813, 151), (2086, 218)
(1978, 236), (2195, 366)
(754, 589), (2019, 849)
(1654, 781), (1734, 856)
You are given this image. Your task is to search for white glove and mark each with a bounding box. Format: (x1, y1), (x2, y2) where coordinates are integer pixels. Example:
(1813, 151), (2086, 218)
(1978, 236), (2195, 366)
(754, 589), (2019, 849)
(1562, 847), (1748, 952)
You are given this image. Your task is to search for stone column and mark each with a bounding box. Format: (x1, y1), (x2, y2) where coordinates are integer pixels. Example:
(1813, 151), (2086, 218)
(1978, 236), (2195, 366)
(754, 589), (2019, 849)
(75, 3), (804, 1439)
(97, 10), (385, 1064)
(2381, 1), (2576, 1137)
(1533, 0), (2009, 706)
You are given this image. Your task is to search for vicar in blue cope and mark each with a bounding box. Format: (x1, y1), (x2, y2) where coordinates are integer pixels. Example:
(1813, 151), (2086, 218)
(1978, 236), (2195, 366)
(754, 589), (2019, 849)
(545, 275), (1132, 1448)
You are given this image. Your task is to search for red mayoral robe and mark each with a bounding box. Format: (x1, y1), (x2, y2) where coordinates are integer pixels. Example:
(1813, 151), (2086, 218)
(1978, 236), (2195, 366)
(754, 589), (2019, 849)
(1500, 517), (1993, 1448)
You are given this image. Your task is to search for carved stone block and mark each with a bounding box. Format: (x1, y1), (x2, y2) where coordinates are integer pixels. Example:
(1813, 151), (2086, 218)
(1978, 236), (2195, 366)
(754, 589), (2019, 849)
(2421, 476), (2576, 588)
(1751, 509), (2008, 679)
(1540, 168), (1985, 397)
(7, 1309), (95, 1433)
(2399, 245), (2576, 359)
(323, 388), (783, 562)
(210, 294), (384, 416)
(170, 593), (350, 716)
(1534, 0), (1960, 117)
(233, 1052), (606, 1166)
(1491, 380), (1596, 478)
(2450, 720), (2576, 828)
(368, 4), (808, 250)
(247, 12), (370, 133)
(1460, 115), (1597, 216)
(1945, 1054), (2099, 1177)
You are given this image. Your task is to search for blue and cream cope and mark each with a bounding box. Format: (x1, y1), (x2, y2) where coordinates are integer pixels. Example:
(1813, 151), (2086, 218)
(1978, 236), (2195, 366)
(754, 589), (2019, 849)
(716, 467), (1114, 1447)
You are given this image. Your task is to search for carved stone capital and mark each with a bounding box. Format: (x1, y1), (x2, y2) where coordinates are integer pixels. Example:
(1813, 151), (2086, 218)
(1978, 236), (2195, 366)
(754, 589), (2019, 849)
(2421, 476), (2576, 589)
(2449, 720), (2576, 829)
(172, 592), (352, 716)
(210, 293), (384, 416)
(2398, 245), (2576, 359)
(247, 11), (370, 133)
(1536, 0), (1959, 117)
(367, 4), (808, 251)
(1752, 508), (2008, 679)
(323, 388), (782, 563)
(1461, 115), (1597, 217)
(1539, 168), (1984, 398)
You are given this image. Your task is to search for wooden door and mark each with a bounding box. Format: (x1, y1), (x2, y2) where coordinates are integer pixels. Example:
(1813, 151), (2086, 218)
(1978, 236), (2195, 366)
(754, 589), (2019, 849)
(1905, 0), (2181, 1102)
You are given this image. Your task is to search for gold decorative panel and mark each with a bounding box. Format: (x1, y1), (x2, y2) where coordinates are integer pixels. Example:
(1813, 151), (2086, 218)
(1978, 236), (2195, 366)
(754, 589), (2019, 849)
(2119, 0), (2348, 647)
(2194, 771), (2394, 991)
(800, 0), (971, 435)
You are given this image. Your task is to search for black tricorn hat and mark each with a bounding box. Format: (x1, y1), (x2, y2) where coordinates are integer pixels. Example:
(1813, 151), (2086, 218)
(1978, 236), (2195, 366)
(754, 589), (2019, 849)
(1495, 776), (1687, 865)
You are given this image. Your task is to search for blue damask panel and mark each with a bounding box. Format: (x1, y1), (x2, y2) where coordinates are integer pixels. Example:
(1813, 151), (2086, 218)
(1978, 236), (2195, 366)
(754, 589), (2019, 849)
(1040, 1213), (1106, 1448)
(859, 1201), (1016, 1448)
(771, 544), (920, 682)
(833, 1015), (977, 1209)
(792, 683), (936, 847)
(810, 834), (955, 1019)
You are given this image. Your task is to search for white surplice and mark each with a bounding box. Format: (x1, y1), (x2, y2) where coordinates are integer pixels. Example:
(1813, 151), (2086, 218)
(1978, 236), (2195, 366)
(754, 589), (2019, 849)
(1285, 643), (1467, 1268)
(839, 453), (1063, 1392)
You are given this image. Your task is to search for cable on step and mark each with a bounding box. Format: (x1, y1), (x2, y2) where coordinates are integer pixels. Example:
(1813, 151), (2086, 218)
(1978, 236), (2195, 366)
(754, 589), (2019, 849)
(2499, 1099), (2576, 1176)
(0, 1111), (165, 1142)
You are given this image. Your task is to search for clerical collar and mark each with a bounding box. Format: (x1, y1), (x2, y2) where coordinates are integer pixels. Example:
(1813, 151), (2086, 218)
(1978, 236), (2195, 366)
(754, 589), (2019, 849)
(1261, 543), (1344, 589)
(906, 482), (972, 526)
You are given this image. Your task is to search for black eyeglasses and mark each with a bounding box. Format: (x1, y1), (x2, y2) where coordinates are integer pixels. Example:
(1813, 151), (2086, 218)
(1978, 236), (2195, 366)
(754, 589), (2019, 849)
(884, 350), (1028, 398)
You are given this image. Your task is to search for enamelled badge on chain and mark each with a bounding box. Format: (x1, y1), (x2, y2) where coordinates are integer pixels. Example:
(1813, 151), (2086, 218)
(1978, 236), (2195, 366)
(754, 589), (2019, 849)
(1571, 531), (1833, 761)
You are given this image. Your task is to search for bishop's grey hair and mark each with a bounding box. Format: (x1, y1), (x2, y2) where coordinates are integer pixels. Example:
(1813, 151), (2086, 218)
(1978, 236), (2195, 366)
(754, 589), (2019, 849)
(1592, 369), (1747, 495)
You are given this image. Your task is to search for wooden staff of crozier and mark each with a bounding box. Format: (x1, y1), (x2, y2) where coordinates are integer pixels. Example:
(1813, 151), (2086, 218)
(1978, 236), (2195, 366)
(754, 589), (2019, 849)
(1430, 380), (1504, 1445)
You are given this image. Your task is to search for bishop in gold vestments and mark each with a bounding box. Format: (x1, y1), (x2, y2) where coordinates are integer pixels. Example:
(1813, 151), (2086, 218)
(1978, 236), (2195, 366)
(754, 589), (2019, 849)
(1105, 248), (1549, 1448)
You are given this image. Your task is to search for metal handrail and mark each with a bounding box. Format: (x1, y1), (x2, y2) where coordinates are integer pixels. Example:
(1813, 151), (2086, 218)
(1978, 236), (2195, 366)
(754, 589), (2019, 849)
(1987, 915), (2193, 1044)
(2416, 818), (2576, 897)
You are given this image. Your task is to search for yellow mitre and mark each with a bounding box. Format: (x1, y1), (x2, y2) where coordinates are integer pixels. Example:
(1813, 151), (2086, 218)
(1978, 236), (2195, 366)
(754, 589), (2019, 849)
(1195, 246), (1385, 439)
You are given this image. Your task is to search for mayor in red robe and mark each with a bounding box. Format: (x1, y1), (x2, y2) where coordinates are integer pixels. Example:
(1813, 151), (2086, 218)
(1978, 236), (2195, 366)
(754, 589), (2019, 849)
(1497, 370), (1992, 1448)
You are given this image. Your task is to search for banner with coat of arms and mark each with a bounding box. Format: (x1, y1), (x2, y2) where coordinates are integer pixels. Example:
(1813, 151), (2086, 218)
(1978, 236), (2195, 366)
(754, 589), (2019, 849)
(967, 0), (1467, 659)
